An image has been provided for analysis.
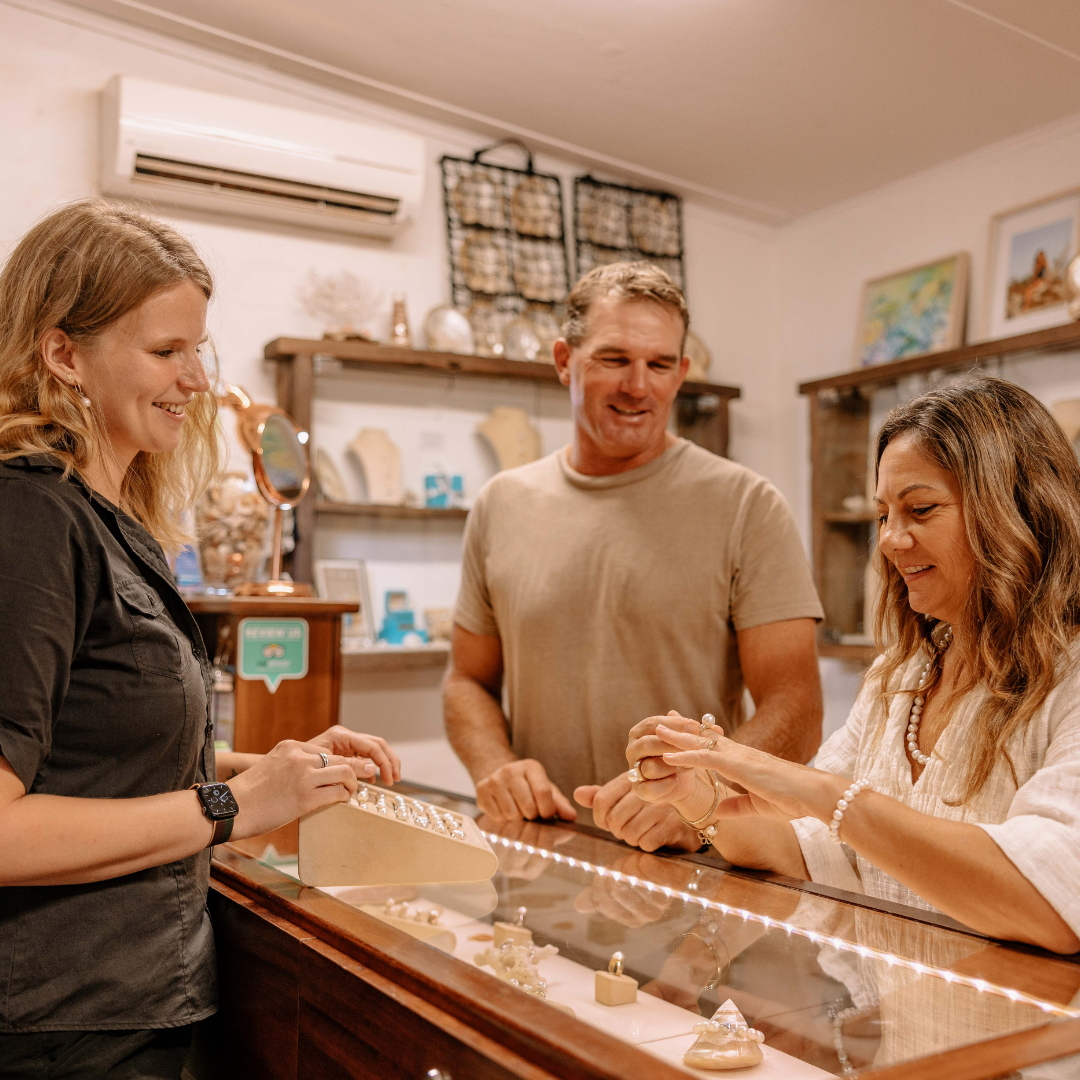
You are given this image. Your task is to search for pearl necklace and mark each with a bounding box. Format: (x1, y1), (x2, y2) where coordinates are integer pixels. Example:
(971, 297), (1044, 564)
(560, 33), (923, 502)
(906, 623), (953, 768)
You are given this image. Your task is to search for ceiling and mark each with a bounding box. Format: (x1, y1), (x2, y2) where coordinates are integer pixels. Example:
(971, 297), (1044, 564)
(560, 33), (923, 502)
(68, 0), (1080, 222)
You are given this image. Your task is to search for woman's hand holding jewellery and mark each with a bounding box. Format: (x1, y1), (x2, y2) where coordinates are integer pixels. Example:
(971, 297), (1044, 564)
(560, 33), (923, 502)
(629, 714), (724, 847)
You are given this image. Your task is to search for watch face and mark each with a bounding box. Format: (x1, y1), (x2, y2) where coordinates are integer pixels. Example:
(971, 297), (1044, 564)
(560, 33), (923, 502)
(199, 783), (239, 819)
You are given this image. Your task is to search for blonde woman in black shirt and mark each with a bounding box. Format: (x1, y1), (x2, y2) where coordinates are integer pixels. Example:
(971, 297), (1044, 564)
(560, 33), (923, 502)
(0, 201), (400, 1078)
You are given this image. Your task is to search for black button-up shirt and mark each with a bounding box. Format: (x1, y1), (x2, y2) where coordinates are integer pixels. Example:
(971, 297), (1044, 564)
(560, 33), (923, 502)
(0, 455), (216, 1031)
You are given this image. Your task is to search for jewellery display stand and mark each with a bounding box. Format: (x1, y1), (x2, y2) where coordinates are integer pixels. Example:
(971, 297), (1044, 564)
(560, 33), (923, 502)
(348, 428), (403, 505)
(298, 788), (498, 886)
(594, 952), (638, 1006)
(476, 406), (542, 471)
(493, 906), (533, 947)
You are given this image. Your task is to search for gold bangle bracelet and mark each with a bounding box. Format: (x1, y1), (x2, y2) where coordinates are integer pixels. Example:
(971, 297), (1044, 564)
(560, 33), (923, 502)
(677, 769), (722, 831)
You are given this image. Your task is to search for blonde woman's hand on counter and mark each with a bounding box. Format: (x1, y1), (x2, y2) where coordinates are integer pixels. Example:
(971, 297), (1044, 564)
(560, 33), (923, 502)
(221, 725), (402, 840)
(307, 724), (401, 786)
(0, 723), (398, 887)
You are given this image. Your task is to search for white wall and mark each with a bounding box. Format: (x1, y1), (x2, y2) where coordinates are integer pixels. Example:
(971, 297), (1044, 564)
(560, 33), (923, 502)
(0, 0), (780, 786)
(18, 0), (1073, 767)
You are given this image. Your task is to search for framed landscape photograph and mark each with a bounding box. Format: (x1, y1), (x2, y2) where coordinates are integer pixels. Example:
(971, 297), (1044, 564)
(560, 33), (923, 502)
(982, 189), (1080, 341)
(853, 252), (969, 367)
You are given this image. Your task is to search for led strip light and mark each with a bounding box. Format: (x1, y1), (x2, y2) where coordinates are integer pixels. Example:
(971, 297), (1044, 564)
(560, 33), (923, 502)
(482, 832), (1080, 1019)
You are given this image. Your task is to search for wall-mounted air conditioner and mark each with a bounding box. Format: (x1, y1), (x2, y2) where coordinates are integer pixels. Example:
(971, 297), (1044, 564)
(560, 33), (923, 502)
(100, 76), (425, 238)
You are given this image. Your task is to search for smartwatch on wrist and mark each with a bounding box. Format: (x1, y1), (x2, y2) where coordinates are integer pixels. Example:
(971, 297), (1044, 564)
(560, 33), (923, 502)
(191, 782), (239, 846)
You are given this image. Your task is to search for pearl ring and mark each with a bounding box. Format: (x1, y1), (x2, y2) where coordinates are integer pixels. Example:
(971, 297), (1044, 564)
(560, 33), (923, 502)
(628, 761), (643, 784)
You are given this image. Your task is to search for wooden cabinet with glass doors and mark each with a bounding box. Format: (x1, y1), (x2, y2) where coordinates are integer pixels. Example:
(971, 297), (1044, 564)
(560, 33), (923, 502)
(194, 781), (1080, 1080)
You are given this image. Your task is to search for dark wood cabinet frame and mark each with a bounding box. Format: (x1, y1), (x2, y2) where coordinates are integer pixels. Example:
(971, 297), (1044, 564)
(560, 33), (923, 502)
(200, 847), (1080, 1080)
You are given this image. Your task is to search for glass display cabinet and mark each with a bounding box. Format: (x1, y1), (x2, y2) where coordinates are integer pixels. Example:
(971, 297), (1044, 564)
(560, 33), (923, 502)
(198, 782), (1080, 1080)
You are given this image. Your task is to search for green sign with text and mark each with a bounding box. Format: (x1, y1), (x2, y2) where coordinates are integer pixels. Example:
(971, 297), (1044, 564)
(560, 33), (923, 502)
(238, 617), (309, 693)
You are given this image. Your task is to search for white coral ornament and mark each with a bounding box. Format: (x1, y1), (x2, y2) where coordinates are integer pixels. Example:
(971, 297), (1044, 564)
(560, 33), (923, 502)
(473, 939), (558, 999)
(298, 269), (384, 341)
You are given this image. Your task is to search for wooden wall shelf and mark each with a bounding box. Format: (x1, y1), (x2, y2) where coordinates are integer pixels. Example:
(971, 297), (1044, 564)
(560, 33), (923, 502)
(799, 319), (1080, 395)
(265, 336), (741, 401)
(800, 321), (1080, 663)
(341, 642), (450, 673)
(315, 500), (469, 521)
(270, 337), (742, 583)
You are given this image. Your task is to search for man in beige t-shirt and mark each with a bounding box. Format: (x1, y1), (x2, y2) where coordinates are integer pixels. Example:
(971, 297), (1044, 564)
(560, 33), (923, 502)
(445, 262), (823, 852)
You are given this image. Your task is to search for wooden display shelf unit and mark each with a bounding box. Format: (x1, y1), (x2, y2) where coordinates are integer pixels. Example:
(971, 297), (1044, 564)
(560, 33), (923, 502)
(267, 337), (742, 583)
(314, 499), (469, 521)
(341, 641), (451, 673)
(800, 320), (1080, 662)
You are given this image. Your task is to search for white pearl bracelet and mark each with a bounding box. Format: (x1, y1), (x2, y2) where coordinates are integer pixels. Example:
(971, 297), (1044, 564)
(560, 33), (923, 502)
(828, 779), (872, 844)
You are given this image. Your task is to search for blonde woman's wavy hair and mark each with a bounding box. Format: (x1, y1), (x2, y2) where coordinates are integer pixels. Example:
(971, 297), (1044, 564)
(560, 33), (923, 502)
(0, 199), (219, 550)
(872, 376), (1080, 801)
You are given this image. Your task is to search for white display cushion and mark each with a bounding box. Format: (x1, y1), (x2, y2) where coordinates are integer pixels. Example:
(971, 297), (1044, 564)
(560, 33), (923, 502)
(298, 792), (498, 886)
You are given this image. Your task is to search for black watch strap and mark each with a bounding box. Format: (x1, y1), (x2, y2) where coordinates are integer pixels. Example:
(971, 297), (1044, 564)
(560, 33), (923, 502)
(209, 816), (234, 846)
(191, 782), (238, 848)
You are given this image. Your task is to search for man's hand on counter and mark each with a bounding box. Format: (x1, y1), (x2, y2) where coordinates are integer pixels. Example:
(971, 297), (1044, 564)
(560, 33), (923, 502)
(475, 758), (578, 822)
(574, 773), (700, 853)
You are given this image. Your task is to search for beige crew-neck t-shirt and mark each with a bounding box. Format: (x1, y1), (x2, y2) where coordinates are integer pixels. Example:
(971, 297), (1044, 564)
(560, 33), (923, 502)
(453, 439), (824, 798)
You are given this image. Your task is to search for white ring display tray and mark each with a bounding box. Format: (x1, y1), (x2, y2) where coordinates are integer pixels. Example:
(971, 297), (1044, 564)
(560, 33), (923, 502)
(298, 788), (498, 887)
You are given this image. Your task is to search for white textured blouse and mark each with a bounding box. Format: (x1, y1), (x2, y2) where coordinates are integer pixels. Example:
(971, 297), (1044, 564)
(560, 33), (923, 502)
(791, 647), (1080, 936)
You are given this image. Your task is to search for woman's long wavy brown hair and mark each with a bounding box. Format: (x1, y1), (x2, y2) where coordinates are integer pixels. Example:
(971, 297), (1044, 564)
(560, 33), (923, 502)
(872, 376), (1080, 801)
(0, 200), (219, 550)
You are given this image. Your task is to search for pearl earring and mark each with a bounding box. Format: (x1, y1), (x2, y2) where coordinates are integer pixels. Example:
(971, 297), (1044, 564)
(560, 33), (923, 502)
(67, 375), (90, 407)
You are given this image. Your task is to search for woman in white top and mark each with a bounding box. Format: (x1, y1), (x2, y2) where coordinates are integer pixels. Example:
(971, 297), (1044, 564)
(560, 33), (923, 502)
(626, 376), (1080, 954)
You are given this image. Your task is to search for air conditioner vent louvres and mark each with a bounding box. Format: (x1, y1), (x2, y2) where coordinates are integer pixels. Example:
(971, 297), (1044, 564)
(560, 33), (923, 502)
(133, 155), (401, 222)
(101, 76), (424, 239)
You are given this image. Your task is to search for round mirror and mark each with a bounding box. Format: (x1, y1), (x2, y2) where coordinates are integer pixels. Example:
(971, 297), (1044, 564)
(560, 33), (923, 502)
(221, 385), (314, 595)
(255, 412), (309, 506)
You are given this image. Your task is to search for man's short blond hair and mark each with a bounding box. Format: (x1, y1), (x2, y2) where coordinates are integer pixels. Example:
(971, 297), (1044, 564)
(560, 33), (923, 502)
(562, 261), (689, 347)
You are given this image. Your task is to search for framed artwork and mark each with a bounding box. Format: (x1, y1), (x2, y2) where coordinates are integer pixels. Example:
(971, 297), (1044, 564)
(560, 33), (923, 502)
(314, 559), (374, 642)
(853, 253), (969, 367)
(982, 189), (1080, 340)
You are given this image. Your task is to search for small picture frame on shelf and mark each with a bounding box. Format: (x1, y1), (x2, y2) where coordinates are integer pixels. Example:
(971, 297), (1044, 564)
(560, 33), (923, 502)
(852, 252), (969, 367)
(314, 559), (375, 643)
(981, 188), (1080, 341)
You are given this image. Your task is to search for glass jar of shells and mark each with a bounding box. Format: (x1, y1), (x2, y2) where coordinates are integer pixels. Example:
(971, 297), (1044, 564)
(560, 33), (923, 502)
(195, 473), (271, 589)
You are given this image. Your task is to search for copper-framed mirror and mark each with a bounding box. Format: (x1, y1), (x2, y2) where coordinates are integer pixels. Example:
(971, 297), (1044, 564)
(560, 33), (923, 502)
(223, 385), (312, 597)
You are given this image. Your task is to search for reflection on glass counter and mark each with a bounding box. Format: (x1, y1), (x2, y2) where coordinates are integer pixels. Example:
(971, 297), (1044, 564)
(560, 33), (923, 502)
(221, 782), (1080, 1079)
